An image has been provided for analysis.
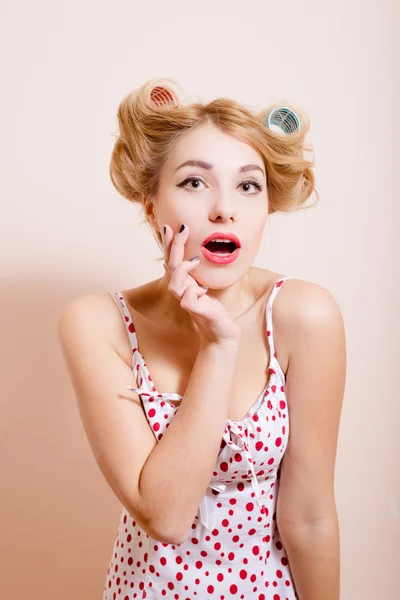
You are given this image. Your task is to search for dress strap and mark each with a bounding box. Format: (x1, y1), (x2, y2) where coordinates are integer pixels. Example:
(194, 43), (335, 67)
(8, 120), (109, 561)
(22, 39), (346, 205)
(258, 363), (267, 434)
(108, 292), (139, 354)
(266, 277), (296, 379)
(109, 292), (183, 404)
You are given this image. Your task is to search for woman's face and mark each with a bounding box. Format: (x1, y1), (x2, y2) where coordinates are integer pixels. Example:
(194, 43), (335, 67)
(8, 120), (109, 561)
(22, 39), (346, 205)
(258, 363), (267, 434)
(150, 121), (269, 289)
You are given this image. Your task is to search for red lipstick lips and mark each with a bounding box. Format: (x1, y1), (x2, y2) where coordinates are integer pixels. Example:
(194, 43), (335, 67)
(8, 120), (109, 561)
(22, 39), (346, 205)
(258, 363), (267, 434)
(201, 231), (241, 264)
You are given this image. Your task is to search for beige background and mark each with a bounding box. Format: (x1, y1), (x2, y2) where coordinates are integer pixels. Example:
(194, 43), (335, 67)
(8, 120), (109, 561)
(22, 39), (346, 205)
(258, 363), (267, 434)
(1, 0), (398, 598)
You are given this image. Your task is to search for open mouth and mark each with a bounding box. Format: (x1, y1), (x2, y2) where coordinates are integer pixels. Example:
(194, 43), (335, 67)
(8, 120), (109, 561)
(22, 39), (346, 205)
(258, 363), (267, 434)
(203, 240), (237, 255)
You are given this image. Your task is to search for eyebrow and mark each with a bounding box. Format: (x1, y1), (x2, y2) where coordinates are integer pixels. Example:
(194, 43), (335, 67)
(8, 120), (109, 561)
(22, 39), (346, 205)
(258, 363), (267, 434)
(174, 159), (265, 178)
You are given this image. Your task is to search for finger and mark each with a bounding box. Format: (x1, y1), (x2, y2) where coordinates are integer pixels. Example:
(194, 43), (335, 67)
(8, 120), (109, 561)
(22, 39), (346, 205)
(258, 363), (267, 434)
(162, 223), (185, 273)
(162, 224), (174, 266)
(180, 283), (204, 311)
(197, 285), (208, 296)
(168, 260), (196, 298)
(168, 224), (190, 271)
(168, 257), (202, 299)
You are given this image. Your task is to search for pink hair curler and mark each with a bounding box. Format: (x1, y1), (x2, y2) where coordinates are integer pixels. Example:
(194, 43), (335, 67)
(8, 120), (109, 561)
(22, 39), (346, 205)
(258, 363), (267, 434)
(149, 85), (179, 107)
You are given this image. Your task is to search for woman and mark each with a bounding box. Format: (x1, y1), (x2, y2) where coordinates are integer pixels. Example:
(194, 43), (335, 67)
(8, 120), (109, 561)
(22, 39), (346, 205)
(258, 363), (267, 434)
(58, 77), (346, 599)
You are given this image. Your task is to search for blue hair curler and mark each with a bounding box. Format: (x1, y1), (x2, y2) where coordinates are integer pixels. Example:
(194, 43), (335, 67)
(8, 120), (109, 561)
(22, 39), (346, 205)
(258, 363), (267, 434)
(266, 106), (301, 134)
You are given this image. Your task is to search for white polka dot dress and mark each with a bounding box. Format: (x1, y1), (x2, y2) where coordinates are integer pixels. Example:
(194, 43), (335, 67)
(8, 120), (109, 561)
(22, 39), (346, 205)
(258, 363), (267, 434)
(104, 277), (298, 599)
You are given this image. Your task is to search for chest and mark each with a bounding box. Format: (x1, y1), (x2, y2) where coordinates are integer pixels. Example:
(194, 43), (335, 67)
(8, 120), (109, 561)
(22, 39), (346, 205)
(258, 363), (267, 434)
(117, 307), (288, 423)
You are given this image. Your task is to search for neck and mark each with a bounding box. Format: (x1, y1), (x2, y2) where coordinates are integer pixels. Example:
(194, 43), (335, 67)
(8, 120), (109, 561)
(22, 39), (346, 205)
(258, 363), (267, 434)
(155, 267), (259, 329)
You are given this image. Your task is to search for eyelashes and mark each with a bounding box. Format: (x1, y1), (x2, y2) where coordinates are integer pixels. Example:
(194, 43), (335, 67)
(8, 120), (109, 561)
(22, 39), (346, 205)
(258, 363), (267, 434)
(177, 176), (264, 194)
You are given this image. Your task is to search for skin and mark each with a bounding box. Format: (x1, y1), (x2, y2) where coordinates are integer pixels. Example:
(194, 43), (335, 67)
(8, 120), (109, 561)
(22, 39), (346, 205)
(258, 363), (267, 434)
(116, 120), (289, 417)
(122, 124), (346, 598)
(143, 121), (272, 329)
(65, 119), (344, 596)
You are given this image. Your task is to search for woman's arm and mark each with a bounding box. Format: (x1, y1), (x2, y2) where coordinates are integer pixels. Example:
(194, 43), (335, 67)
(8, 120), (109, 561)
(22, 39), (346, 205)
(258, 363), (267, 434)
(138, 339), (240, 544)
(280, 519), (340, 600)
(58, 293), (240, 547)
(276, 282), (346, 599)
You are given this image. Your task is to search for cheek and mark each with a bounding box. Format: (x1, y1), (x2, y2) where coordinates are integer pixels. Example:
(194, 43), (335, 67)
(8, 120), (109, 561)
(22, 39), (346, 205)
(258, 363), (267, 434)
(251, 207), (268, 230)
(251, 217), (268, 247)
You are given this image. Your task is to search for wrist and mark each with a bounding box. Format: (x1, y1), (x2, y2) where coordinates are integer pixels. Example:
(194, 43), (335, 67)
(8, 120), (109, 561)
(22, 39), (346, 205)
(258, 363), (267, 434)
(199, 338), (241, 352)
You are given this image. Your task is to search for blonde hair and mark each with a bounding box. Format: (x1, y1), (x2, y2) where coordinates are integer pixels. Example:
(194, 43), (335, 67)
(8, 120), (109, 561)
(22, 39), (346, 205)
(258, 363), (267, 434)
(109, 77), (319, 261)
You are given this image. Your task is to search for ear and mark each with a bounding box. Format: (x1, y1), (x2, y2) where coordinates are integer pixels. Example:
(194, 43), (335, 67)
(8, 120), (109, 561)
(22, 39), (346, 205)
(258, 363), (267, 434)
(143, 197), (159, 231)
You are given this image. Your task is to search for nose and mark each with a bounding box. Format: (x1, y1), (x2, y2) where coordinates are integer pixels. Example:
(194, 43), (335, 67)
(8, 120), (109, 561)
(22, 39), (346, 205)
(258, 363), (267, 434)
(209, 189), (236, 222)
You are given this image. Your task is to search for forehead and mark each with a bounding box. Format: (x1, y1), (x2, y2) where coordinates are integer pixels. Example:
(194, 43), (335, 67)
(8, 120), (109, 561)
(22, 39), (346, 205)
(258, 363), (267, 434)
(167, 122), (263, 171)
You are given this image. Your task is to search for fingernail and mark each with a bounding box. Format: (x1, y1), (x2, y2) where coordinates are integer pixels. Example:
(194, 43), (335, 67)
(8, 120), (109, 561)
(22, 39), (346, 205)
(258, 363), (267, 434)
(188, 256), (200, 262)
(199, 285), (208, 290)
(179, 224), (185, 233)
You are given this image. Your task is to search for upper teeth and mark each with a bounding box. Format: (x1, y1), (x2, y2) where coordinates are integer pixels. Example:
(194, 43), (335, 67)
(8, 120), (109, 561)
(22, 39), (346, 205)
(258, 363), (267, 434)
(211, 239), (234, 244)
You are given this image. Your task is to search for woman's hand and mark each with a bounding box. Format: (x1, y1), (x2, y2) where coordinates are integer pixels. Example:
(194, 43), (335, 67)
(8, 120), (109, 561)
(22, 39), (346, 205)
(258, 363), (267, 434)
(162, 223), (242, 347)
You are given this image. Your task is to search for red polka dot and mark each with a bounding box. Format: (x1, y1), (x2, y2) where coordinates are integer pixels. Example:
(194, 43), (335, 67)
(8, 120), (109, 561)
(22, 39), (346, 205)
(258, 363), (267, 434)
(104, 283), (294, 597)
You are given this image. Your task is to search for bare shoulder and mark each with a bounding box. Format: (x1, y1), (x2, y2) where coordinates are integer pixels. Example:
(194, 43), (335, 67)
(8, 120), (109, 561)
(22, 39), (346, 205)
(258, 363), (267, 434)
(58, 291), (133, 362)
(272, 275), (343, 322)
(260, 271), (345, 366)
(59, 291), (122, 330)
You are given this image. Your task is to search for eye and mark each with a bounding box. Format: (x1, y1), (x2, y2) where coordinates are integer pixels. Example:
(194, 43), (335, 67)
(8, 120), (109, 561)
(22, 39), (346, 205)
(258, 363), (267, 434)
(177, 177), (264, 194)
(240, 180), (264, 193)
(177, 177), (206, 192)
